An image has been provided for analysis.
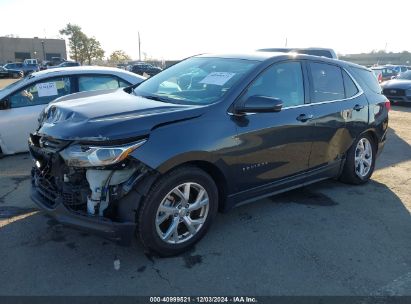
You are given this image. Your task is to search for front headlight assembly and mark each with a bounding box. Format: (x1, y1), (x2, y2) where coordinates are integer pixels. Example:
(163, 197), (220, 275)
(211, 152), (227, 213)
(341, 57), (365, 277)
(59, 139), (146, 167)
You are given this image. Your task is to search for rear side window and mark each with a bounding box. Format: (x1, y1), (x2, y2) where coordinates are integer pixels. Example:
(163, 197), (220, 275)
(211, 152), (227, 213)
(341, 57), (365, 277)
(350, 67), (381, 94)
(342, 70), (359, 98)
(78, 75), (130, 92)
(309, 62), (345, 102)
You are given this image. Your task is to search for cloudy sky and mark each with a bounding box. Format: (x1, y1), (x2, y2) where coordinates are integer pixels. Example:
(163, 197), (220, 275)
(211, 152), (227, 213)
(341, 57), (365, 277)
(0, 0), (410, 60)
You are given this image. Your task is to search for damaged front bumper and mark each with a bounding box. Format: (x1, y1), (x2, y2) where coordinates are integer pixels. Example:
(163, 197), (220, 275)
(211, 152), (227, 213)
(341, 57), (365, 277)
(29, 133), (156, 245)
(30, 186), (136, 244)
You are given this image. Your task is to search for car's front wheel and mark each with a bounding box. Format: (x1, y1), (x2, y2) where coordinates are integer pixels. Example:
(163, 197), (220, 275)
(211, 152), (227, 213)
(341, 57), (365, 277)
(137, 166), (218, 257)
(340, 133), (376, 184)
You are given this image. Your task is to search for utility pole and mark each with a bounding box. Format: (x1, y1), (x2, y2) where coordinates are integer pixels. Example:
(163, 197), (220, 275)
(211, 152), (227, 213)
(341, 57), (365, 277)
(138, 32), (141, 61)
(41, 40), (46, 61)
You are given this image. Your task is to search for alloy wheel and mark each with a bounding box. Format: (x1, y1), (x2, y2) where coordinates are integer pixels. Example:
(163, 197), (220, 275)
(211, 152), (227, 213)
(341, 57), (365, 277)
(354, 138), (373, 178)
(155, 182), (209, 244)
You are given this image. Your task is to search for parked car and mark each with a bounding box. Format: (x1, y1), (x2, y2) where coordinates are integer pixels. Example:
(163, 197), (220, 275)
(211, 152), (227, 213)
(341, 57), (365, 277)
(39, 61), (50, 71)
(29, 52), (389, 256)
(24, 59), (38, 65)
(0, 66), (24, 79)
(372, 68), (383, 83)
(48, 61), (80, 69)
(0, 66), (145, 155)
(51, 57), (66, 65)
(130, 62), (162, 76)
(3, 62), (40, 75)
(381, 70), (411, 103)
(257, 47), (338, 59)
(385, 65), (409, 75)
(371, 66), (398, 82)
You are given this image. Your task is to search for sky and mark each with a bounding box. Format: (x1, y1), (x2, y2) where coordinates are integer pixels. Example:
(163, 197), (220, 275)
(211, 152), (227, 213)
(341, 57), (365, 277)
(0, 0), (410, 60)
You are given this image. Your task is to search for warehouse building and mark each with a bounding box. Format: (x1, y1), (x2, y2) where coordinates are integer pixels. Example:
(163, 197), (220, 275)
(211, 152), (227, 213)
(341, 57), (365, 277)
(0, 36), (67, 64)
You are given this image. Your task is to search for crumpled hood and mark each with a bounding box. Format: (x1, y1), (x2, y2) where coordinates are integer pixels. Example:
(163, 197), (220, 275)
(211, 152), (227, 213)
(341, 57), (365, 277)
(37, 89), (204, 141)
(381, 79), (411, 90)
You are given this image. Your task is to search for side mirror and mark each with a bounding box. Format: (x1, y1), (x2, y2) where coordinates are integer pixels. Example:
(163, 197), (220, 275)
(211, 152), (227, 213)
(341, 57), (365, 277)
(235, 95), (283, 114)
(0, 99), (10, 110)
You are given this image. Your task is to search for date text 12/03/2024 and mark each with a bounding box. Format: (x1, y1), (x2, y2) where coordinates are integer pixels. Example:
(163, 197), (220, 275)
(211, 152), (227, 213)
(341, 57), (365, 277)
(149, 297), (258, 303)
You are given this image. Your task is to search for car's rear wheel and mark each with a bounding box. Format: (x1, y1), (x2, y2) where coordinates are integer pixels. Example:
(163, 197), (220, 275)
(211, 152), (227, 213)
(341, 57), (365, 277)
(340, 134), (376, 184)
(137, 166), (218, 257)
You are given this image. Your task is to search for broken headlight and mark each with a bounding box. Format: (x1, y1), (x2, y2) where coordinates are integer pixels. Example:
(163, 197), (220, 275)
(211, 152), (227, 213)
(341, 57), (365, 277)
(59, 140), (146, 167)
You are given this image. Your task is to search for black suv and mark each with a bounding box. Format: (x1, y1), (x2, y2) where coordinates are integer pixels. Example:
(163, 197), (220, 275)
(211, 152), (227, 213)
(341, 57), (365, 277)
(130, 62), (162, 76)
(30, 52), (389, 256)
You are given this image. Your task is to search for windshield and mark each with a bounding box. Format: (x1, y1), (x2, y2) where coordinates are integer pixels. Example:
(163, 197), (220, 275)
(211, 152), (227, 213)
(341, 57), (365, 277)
(397, 71), (411, 80)
(1, 74), (33, 91)
(133, 57), (258, 105)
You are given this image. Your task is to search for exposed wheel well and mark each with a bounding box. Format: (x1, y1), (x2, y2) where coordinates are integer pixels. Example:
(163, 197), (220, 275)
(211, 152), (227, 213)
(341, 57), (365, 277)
(165, 161), (228, 212)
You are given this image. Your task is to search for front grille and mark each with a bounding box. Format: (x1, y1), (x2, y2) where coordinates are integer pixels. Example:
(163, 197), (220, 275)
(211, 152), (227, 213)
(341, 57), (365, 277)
(383, 88), (405, 97)
(30, 134), (69, 153)
(40, 137), (67, 151)
(32, 167), (60, 207)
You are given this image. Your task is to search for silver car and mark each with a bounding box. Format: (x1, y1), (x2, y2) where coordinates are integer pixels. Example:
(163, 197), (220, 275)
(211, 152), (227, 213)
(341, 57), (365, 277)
(0, 66), (145, 155)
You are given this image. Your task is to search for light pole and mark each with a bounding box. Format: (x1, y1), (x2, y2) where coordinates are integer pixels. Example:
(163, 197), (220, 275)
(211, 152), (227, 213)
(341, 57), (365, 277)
(41, 40), (46, 61)
(138, 32), (141, 61)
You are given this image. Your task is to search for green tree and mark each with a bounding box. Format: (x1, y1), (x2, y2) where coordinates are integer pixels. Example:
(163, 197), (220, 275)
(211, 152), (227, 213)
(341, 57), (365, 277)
(59, 23), (87, 62)
(60, 24), (105, 64)
(109, 50), (131, 64)
(82, 37), (105, 65)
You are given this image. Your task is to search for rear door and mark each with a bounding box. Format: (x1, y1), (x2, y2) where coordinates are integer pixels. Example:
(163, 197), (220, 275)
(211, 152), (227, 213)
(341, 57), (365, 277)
(232, 60), (316, 191)
(307, 61), (368, 170)
(0, 76), (73, 154)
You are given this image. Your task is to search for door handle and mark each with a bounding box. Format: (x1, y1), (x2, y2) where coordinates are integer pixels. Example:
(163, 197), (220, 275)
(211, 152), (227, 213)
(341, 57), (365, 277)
(353, 104), (364, 111)
(296, 114), (314, 122)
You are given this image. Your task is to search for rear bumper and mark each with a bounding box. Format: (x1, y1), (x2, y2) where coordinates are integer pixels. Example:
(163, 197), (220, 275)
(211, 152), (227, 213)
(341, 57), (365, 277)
(30, 185), (136, 245)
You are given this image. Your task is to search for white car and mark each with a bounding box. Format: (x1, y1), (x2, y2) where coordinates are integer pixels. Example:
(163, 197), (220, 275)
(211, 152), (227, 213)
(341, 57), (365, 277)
(0, 66), (145, 156)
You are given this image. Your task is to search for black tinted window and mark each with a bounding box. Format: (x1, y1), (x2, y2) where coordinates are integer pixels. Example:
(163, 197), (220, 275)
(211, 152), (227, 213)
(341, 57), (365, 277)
(350, 67), (381, 94)
(244, 61), (305, 107)
(310, 62), (344, 102)
(342, 70), (359, 98)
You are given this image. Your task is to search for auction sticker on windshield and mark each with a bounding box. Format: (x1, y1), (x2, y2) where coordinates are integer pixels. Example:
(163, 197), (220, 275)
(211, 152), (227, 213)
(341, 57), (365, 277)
(199, 72), (235, 86)
(36, 82), (58, 97)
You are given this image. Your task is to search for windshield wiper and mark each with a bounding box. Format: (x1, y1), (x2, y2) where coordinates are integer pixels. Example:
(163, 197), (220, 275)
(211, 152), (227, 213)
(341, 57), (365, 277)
(140, 95), (171, 102)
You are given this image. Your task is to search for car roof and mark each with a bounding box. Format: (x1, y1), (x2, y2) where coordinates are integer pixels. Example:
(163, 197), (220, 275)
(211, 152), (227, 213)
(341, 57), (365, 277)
(0, 66), (145, 97)
(195, 52), (367, 70)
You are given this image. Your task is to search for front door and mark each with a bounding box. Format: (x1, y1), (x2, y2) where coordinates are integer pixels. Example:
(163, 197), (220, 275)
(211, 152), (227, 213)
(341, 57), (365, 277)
(0, 76), (73, 154)
(232, 60), (315, 192)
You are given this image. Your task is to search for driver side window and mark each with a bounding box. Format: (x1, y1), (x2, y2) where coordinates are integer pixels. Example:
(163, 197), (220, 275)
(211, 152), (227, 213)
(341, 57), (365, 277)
(244, 61), (305, 108)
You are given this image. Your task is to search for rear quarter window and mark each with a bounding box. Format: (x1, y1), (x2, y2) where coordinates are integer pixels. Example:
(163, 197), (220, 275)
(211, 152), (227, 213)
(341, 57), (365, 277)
(349, 67), (381, 94)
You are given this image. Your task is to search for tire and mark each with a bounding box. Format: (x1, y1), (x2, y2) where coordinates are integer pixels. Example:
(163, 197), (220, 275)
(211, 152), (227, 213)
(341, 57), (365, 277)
(340, 133), (376, 185)
(12, 73), (18, 79)
(137, 166), (218, 257)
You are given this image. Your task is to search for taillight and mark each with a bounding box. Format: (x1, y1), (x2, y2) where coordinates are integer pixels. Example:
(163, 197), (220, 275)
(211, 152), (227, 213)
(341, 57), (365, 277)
(378, 74), (383, 83)
(384, 99), (391, 111)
